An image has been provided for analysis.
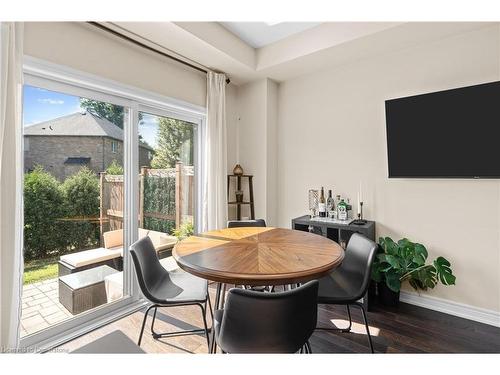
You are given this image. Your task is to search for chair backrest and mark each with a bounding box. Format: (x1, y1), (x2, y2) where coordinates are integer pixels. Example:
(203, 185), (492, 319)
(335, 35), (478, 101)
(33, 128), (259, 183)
(129, 236), (171, 303)
(340, 233), (378, 300)
(227, 219), (267, 228)
(218, 280), (318, 353)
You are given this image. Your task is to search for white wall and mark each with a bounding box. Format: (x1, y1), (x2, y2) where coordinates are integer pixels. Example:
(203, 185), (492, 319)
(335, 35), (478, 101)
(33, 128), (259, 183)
(233, 78), (278, 224)
(24, 22), (208, 107)
(277, 24), (500, 312)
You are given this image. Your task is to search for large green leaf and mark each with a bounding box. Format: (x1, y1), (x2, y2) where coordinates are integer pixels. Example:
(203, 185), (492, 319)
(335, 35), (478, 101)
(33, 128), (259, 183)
(377, 254), (401, 269)
(385, 269), (402, 292)
(384, 237), (399, 256)
(413, 243), (428, 266)
(371, 262), (384, 283)
(409, 278), (426, 291)
(434, 257), (456, 286)
(416, 266), (437, 289)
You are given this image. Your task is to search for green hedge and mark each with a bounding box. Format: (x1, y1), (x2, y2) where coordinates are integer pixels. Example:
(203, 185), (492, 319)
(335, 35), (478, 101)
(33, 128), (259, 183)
(23, 166), (100, 261)
(143, 174), (176, 234)
(24, 167), (67, 260)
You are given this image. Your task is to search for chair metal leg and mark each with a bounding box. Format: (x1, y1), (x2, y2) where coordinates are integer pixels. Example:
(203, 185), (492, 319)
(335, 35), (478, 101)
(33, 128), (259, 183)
(305, 341), (312, 354)
(150, 306), (158, 336)
(206, 294), (214, 323)
(198, 303), (210, 351)
(346, 304), (352, 332)
(138, 304), (157, 346)
(220, 283), (227, 306)
(210, 282), (223, 354)
(353, 302), (374, 353)
(316, 304), (352, 332)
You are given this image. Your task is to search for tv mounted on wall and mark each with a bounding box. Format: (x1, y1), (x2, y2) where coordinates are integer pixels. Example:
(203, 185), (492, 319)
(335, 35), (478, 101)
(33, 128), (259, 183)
(385, 81), (500, 178)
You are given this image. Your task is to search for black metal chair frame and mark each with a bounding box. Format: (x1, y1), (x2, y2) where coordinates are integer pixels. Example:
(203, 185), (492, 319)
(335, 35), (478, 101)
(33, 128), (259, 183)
(138, 298), (213, 347)
(130, 236), (214, 350)
(315, 233), (377, 353)
(316, 301), (374, 353)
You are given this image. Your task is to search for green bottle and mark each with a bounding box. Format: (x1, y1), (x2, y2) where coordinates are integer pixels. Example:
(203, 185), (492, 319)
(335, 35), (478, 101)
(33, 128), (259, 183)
(337, 198), (348, 221)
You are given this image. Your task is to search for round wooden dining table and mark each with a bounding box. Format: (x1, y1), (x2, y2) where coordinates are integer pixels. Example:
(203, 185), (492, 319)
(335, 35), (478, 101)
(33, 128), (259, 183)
(173, 226), (345, 353)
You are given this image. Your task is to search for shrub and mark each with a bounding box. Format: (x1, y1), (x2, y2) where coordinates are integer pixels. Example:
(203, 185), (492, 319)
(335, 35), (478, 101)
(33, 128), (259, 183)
(61, 167), (100, 250)
(106, 159), (123, 175)
(23, 166), (66, 260)
(143, 217), (175, 235)
(62, 167), (100, 217)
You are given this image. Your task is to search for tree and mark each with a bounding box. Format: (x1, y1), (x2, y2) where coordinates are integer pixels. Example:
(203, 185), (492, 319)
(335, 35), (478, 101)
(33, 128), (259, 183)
(151, 117), (193, 168)
(80, 98), (124, 128)
(79, 99), (144, 129)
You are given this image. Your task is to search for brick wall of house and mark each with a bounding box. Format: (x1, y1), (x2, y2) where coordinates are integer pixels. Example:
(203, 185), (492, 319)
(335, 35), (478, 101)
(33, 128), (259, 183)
(24, 135), (152, 180)
(24, 135), (107, 181)
(102, 137), (124, 172)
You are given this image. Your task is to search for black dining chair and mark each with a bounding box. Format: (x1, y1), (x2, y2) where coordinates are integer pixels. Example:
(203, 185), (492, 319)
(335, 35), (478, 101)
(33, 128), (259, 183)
(316, 233), (378, 353)
(227, 218), (268, 291)
(213, 280), (319, 353)
(227, 219), (267, 228)
(130, 236), (212, 349)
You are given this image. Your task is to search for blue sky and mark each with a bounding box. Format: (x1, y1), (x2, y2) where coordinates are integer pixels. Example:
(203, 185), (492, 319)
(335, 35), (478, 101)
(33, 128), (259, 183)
(23, 85), (81, 126)
(23, 84), (159, 148)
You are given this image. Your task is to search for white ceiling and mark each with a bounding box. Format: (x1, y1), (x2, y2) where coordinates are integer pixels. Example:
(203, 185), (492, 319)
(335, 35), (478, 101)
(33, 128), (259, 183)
(107, 22), (493, 85)
(219, 22), (321, 48)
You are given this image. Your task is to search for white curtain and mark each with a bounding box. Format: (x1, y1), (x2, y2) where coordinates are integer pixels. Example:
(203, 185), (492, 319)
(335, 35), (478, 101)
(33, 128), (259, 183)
(0, 22), (23, 351)
(202, 72), (228, 231)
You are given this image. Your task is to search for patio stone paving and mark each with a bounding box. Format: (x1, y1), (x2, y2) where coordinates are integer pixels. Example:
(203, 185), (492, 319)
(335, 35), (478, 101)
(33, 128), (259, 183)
(21, 278), (73, 337)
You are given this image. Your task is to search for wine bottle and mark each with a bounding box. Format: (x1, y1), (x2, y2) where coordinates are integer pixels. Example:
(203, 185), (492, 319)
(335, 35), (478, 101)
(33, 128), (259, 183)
(326, 189), (335, 215)
(318, 187), (326, 217)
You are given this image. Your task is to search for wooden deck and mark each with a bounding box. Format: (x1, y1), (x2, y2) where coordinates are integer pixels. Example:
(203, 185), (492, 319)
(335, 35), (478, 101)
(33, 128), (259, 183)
(57, 284), (500, 353)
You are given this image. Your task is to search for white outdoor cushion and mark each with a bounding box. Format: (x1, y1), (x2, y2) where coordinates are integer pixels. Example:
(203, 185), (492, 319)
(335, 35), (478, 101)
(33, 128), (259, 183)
(103, 229), (123, 249)
(60, 247), (122, 268)
(138, 228), (149, 239)
(104, 272), (123, 303)
(148, 230), (178, 251)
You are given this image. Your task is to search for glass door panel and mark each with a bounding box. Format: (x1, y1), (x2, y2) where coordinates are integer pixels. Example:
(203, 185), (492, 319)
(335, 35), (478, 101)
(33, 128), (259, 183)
(21, 85), (126, 337)
(137, 112), (197, 259)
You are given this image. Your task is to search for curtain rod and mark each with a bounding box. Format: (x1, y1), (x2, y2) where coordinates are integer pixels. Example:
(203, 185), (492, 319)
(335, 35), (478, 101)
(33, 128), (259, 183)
(87, 22), (231, 84)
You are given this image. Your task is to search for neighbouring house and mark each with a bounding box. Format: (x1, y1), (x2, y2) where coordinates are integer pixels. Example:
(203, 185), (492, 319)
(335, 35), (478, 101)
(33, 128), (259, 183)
(24, 111), (154, 180)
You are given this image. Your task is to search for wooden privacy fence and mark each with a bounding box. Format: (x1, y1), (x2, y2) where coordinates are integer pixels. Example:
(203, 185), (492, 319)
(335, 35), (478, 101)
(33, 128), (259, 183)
(99, 162), (194, 241)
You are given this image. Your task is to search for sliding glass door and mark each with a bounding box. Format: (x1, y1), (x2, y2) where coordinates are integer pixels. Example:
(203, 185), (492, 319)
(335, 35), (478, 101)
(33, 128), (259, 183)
(20, 58), (206, 349)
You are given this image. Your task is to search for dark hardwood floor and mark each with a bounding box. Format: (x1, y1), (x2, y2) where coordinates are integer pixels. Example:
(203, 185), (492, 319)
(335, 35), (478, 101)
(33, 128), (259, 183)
(58, 284), (500, 353)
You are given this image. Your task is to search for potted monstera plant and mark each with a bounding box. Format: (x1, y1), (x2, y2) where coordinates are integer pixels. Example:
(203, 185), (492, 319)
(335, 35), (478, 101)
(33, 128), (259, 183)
(371, 237), (456, 306)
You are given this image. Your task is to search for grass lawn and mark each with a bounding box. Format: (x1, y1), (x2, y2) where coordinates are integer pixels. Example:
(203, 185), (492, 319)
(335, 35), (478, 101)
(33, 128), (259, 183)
(24, 256), (59, 285)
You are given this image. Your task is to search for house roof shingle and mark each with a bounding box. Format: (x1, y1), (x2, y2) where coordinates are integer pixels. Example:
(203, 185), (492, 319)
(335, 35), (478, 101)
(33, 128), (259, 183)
(25, 111), (154, 151)
(24, 111), (126, 141)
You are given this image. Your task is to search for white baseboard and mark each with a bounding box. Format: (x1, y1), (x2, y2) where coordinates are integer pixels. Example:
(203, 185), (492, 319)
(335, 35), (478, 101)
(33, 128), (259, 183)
(400, 291), (500, 328)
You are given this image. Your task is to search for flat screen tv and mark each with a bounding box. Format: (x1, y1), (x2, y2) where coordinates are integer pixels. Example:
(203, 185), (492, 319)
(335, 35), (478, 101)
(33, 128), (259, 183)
(385, 81), (500, 178)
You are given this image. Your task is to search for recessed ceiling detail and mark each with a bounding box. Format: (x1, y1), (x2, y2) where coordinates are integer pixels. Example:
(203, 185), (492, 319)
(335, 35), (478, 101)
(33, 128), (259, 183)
(108, 22), (492, 85)
(219, 22), (321, 48)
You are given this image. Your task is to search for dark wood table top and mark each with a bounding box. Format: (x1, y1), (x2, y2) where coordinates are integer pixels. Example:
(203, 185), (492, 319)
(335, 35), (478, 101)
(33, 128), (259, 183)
(173, 227), (345, 285)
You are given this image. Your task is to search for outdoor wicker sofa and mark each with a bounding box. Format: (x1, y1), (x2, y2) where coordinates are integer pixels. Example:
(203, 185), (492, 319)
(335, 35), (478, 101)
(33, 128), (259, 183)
(58, 228), (178, 277)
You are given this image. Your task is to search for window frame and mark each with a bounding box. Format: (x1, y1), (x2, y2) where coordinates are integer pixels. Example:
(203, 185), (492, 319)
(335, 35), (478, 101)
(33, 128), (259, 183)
(20, 56), (206, 351)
